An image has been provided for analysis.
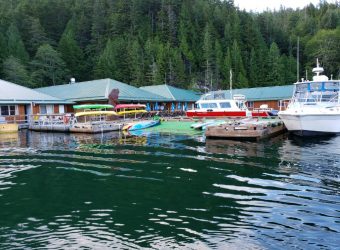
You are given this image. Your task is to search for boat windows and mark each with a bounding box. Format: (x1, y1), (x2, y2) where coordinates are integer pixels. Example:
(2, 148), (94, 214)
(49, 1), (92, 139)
(219, 102), (231, 108)
(200, 103), (218, 109)
(324, 82), (340, 91)
(0, 105), (17, 116)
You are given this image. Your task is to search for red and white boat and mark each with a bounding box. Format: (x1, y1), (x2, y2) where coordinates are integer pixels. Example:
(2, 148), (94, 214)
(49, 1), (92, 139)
(186, 93), (270, 118)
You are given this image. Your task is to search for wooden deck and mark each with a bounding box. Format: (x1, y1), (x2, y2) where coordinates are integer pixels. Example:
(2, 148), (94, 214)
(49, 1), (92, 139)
(205, 119), (286, 141)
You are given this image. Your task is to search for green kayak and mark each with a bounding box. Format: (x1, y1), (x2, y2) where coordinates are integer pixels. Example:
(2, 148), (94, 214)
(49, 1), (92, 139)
(73, 104), (114, 110)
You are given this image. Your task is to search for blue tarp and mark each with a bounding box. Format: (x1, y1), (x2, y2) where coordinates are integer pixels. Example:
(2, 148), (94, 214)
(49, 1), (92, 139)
(183, 102), (188, 111)
(154, 102), (159, 111)
(146, 103), (151, 111)
(177, 102), (181, 110)
(171, 103), (175, 112)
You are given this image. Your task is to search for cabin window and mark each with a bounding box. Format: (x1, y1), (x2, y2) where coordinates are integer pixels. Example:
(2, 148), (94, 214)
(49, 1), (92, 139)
(201, 103), (218, 109)
(220, 102), (231, 108)
(0, 105), (17, 116)
(247, 101), (254, 108)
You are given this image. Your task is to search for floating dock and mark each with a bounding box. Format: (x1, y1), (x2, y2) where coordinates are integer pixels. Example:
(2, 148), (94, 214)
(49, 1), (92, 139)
(29, 124), (70, 132)
(0, 123), (19, 133)
(70, 122), (123, 133)
(205, 118), (286, 141)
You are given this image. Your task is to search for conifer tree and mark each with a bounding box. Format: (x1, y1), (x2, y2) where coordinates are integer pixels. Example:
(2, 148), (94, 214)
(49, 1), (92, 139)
(203, 24), (214, 90)
(31, 44), (67, 86)
(3, 56), (31, 86)
(231, 40), (248, 88)
(129, 39), (145, 86)
(6, 23), (29, 63)
(58, 21), (85, 81)
(266, 42), (283, 85)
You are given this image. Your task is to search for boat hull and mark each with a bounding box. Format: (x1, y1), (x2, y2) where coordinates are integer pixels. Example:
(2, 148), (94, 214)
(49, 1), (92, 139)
(278, 113), (340, 135)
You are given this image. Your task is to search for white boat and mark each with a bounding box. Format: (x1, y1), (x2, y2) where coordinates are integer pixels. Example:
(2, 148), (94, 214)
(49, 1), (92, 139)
(278, 59), (340, 136)
(186, 94), (270, 118)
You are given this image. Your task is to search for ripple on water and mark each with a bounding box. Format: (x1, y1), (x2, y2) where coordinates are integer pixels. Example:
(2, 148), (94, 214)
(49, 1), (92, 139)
(0, 131), (339, 249)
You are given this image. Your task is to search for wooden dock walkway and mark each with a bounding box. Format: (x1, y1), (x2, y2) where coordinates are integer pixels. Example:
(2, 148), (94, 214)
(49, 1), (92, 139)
(205, 118), (286, 141)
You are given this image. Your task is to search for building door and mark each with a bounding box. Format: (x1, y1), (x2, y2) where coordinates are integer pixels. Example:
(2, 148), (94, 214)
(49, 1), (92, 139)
(25, 104), (32, 122)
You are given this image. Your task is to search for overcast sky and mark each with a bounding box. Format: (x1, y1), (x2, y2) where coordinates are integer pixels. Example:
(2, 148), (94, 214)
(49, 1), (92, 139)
(234, 0), (336, 12)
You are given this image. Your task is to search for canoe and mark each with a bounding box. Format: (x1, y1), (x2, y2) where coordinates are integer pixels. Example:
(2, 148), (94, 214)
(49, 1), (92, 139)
(117, 110), (147, 115)
(75, 111), (118, 117)
(128, 120), (160, 131)
(73, 104), (114, 110)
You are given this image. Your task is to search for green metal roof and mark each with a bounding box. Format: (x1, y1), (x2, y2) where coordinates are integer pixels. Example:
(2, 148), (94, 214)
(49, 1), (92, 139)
(0, 79), (72, 104)
(140, 84), (200, 102)
(206, 85), (294, 101)
(36, 79), (169, 102)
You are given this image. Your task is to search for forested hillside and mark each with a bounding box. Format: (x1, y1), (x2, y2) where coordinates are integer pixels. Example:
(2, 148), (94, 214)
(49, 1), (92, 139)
(0, 0), (339, 90)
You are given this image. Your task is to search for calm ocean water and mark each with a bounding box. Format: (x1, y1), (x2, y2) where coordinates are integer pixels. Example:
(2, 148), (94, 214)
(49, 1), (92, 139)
(0, 130), (339, 249)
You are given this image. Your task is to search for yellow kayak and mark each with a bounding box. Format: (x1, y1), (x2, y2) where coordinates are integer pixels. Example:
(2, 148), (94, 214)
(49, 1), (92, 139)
(117, 110), (147, 115)
(75, 111), (118, 117)
(122, 122), (136, 130)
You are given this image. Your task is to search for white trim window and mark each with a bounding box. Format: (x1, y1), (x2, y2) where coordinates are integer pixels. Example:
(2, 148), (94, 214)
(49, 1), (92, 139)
(247, 101), (254, 109)
(278, 100), (285, 108)
(0, 105), (17, 116)
(40, 105), (54, 114)
(59, 105), (65, 114)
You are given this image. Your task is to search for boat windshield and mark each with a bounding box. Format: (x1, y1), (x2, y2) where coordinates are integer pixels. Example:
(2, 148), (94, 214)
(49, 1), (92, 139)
(293, 81), (339, 103)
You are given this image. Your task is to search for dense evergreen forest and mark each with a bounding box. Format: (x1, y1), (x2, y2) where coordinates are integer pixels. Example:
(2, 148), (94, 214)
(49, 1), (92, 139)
(0, 0), (339, 90)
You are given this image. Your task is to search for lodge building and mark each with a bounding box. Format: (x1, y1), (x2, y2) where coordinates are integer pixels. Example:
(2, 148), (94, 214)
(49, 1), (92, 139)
(0, 79), (72, 124)
(0, 77), (295, 125)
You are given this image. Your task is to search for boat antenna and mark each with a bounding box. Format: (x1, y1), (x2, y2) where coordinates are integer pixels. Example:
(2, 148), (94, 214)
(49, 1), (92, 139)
(230, 69), (233, 99)
(297, 37), (299, 82)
